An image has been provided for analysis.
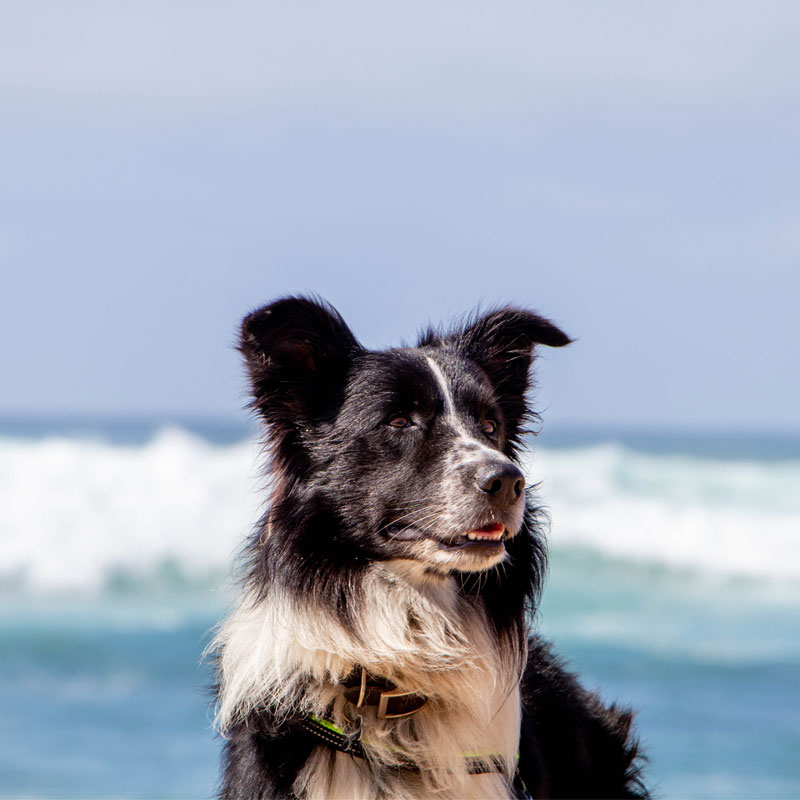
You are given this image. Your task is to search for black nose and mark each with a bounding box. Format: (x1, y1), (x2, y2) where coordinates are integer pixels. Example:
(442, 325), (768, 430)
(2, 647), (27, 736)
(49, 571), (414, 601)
(475, 462), (526, 507)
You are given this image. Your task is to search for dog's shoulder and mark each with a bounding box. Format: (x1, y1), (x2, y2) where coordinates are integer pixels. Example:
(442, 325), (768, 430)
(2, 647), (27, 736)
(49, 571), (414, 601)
(219, 713), (315, 800)
(519, 636), (649, 799)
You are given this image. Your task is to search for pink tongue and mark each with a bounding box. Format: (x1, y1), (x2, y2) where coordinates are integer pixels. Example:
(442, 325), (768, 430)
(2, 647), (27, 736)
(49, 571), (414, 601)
(473, 523), (504, 534)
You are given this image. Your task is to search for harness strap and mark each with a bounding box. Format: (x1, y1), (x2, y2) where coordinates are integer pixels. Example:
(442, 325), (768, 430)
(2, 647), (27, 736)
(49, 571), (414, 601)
(295, 715), (367, 759)
(296, 714), (506, 775)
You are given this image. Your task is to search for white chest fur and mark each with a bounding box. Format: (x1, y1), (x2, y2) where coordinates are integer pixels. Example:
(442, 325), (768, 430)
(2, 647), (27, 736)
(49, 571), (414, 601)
(215, 563), (524, 799)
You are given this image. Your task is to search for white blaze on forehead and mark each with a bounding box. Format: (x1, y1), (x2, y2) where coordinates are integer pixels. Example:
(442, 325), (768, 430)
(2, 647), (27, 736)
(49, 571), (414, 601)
(425, 356), (457, 416)
(425, 356), (497, 459)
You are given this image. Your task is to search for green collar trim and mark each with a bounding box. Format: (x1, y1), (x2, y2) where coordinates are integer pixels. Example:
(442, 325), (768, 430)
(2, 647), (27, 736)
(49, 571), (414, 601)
(307, 714), (344, 735)
(304, 713), (511, 768)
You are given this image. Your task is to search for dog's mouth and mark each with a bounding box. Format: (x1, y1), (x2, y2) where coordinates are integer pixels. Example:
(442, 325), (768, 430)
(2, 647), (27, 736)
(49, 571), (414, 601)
(385, 521), (508, 551)
(438, 522), (506, 550)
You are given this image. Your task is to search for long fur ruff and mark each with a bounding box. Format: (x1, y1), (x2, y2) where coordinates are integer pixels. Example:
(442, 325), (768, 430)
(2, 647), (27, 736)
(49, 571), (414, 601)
(214, 561), (524, 798)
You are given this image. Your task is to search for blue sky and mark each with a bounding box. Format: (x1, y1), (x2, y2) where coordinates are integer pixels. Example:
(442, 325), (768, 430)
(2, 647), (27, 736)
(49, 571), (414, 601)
(1, 1), (798, 429)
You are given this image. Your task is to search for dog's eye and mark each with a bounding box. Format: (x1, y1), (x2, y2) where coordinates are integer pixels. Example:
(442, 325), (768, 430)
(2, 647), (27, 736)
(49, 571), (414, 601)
(388, 416), (412, 428)
(481, 420), (497, 436)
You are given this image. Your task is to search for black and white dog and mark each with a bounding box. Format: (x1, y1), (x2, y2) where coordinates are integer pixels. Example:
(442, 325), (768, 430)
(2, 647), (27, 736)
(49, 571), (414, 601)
(213, 296), (647, 799)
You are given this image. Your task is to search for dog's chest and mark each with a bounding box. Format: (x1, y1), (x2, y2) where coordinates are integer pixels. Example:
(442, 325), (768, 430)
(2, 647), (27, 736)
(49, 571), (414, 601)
(216, 566), (524, 799)
(292, 571), (523, 799)
(303, 753), (517, 800)
(296, 675), (521, 800)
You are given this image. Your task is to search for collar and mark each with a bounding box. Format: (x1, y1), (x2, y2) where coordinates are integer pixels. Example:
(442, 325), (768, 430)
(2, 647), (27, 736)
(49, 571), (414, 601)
(297, 714), (507, 776)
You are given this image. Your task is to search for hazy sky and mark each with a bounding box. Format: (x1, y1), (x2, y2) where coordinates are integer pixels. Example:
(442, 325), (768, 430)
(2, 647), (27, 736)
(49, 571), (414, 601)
(1, 1), (798, 429)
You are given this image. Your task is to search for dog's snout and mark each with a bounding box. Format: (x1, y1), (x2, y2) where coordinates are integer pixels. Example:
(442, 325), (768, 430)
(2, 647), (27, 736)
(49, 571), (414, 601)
(476, 462), (525, 507)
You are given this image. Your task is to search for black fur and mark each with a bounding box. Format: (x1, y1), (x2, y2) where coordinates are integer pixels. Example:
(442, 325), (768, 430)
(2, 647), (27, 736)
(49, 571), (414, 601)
(518, 639), (647, 798)
(217, 296), (648, 799)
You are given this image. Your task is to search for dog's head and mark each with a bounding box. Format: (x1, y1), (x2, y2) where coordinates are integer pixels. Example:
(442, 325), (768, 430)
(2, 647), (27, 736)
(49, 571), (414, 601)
(240, 296), (569, 578)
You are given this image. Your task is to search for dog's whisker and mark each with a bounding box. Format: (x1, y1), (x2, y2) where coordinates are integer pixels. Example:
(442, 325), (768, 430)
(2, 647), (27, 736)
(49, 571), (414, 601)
(386, 511), (444, 540)
(377, 505), (441, 535)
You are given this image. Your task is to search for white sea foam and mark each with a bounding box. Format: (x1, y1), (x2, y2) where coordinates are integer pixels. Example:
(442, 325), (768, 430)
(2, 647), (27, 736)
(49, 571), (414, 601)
(523, 444), (800, 581)
(0, 428), (262, 594)
(1, 430), (798, 594)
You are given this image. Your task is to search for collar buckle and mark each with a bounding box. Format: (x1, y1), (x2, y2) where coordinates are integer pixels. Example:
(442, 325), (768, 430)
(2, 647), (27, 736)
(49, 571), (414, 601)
(342, 667), (429, 720)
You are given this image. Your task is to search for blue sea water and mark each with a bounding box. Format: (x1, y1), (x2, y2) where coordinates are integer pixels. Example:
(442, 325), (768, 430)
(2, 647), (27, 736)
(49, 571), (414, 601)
(1, 418), (798, 799)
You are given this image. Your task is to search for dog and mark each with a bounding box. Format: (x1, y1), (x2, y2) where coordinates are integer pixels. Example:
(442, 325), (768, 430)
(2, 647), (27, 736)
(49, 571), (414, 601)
(213, 296), (647, 799)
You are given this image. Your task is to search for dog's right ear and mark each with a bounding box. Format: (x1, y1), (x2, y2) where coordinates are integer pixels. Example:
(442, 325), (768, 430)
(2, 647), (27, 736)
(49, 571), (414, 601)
(239, 296), (362, 427)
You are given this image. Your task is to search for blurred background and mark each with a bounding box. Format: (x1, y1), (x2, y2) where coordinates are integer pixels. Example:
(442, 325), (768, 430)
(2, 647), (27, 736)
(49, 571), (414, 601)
(1, 2), (799, 797)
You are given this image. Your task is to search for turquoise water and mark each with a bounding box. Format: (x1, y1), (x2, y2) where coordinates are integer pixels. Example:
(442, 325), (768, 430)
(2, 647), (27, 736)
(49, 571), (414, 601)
(539, 552), (800, 799)
(0, 598), (218, 797)
(1, 421), (798, 798)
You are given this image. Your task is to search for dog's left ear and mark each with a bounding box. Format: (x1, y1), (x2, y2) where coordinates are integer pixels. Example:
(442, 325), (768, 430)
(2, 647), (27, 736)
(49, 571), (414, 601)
(453, 307), (571, 428)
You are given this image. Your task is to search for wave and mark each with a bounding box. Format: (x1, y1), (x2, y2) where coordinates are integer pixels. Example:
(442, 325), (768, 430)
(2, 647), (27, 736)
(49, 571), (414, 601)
(2, 429), (798, 595)
(522, 444), (800, 580)
(0, 428), (263, 595)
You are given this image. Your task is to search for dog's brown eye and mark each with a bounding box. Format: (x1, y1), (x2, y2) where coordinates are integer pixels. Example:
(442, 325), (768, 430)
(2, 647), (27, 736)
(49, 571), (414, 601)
(481, 420), (497, 435)
(389, 416), (412, 428)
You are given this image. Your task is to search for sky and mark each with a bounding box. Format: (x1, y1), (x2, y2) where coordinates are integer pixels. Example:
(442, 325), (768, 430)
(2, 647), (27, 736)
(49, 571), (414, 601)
(1, 1), (798, 429)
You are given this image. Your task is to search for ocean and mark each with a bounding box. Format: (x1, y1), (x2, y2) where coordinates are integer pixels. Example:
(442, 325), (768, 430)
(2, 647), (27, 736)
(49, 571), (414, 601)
(1, 419), (798, 799)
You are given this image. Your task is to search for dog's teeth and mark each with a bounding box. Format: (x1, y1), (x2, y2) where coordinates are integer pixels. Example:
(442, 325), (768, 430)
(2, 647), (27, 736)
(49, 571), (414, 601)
(464, 529), (504, 542)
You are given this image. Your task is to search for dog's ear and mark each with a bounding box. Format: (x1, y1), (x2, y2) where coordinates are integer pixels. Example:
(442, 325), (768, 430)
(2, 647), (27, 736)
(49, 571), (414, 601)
(239, 296), (362, 427)
(456, 306), (571, 393)
(450, 307), (571, 436)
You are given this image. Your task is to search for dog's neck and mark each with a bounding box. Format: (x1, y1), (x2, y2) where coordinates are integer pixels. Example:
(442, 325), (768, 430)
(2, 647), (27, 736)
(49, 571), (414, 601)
(216, 561), (520, 722)
(380, 558), (461, 609)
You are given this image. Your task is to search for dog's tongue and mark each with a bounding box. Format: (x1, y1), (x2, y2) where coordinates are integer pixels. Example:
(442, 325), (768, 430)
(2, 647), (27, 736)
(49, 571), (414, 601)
(472, 522), (505, 535)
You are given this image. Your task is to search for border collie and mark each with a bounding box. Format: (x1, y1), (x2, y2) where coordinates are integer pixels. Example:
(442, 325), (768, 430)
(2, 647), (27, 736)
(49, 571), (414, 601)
(213, 296), (647, 799)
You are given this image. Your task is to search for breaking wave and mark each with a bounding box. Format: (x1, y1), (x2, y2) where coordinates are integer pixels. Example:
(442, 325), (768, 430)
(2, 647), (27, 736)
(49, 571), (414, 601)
(2, 428), (798, 594)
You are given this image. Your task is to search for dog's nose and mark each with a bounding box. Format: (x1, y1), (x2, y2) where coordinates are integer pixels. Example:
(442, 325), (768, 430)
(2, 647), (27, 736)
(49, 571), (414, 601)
(475, 462), (525, 507)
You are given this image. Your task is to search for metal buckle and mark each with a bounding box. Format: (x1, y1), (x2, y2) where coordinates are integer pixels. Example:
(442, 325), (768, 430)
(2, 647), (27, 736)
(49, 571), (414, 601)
(355, 667), (368, 708)
(343, 667), (428, 720)
(377, 688), (429, 719)
(342, 668), (367, 726)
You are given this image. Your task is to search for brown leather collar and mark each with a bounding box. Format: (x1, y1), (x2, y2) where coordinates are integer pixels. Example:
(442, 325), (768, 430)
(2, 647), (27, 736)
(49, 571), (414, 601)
(342, 667), (428, 719)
